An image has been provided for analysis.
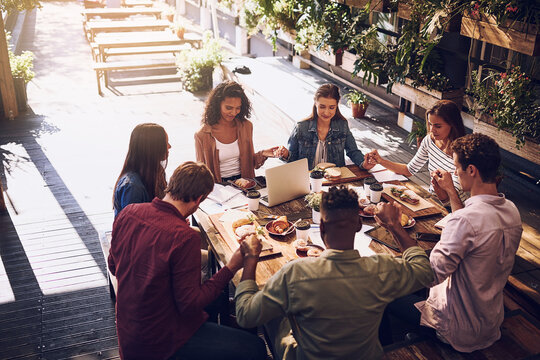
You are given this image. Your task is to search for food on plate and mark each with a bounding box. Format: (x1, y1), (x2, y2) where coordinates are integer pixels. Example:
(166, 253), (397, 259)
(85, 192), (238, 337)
(293, 239), (309, 252)
(235, 224), (256, 241)
(400, 214), (413, 227)
(234, 178), (253, 189)
(362, 204), (377, 216)
(232, 217), (253, 232)
(271, 216), (289, 234)
(324, 167), (342, 180)
(390, 187), (420, 205)
(358, 198), (370, 208)
(315, 162), (336, 171)
(307, 247), (323, 257)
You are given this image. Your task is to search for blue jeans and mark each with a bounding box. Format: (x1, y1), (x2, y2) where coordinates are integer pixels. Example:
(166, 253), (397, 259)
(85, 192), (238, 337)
(170, 322), (267, 360)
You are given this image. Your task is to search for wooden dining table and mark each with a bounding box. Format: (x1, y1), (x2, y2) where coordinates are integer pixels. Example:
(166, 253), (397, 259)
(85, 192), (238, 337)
(194, 165), (448, 289)
(85, 19), (170, 41)
(82, 7), (163, 22)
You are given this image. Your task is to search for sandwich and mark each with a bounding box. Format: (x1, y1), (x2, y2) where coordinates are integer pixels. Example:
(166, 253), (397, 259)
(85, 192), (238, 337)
(390, 187), (420, 205)
(232, 217), (253, 232)
(234, 178), (252, 189)
(324, 167), (342, 181)
(400, 213), (413, 227)
(234, 224), (256, 241)
(316, 162), (336, 171)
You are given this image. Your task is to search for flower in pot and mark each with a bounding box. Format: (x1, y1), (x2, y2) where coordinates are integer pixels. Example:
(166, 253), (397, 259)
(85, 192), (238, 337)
(162, 6), (175, 22)
(305, 192), (322, 224)
(406, 119), (427, 148)
(171, 22), (185, 39)
(177, 31), (225, 92)
(9, 49), (35, 112)
(344, 89), (370, 118)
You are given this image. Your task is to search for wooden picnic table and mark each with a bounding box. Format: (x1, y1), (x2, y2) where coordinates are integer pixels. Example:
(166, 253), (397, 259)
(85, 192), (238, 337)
(93, 31), (201, 61)
(194, 165), (448, 289)
(82, 7), (162, 21)
(85, 19), (170, 41)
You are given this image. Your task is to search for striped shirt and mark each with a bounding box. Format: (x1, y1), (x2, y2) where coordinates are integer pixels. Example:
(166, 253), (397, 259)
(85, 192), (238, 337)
(407, 136), (469, 203)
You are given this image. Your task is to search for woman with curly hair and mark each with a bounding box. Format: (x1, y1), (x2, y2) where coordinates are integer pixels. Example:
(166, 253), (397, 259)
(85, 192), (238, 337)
(113, 123), (170, 217)
(195, 81), (279, 183)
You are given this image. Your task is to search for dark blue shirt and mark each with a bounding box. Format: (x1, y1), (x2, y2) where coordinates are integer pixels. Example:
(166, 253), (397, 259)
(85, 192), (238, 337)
(114, 171), (150, 217)
(286, 118), (365, 169)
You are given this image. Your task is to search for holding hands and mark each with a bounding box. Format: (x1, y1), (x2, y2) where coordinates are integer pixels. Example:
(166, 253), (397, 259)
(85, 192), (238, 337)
(365, 150), (383, 166)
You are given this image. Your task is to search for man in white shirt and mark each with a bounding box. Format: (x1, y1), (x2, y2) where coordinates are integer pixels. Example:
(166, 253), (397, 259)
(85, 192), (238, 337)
(379, 133), (522, 352)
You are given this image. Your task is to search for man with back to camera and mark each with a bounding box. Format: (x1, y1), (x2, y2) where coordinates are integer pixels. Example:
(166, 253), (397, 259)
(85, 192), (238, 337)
(381, 133), (523, 352)
(234, 186), (433, 359)
(108, 161), (266, 360)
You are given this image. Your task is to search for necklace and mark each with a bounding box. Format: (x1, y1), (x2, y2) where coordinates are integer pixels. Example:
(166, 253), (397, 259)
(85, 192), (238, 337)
(317, 125), (329, 141)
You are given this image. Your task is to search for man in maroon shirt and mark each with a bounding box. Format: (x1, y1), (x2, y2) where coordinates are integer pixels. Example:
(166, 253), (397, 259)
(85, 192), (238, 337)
(109, 161), (266, 360)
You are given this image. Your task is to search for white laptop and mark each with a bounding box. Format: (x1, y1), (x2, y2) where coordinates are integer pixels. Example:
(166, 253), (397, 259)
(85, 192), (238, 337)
(260, 158), (310, 207)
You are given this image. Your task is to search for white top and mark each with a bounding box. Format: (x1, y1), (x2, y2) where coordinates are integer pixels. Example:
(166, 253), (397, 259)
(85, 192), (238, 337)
(417, 194), (522, 352)
(407, 136), (469, 203)
(216, 138), (241, 178)
(314, 140), (327, 167)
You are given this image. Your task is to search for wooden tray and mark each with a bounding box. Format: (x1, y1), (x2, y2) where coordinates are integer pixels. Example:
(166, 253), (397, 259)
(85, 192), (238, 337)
(209, 211), (282, 258)
(322, 165), (372, 185)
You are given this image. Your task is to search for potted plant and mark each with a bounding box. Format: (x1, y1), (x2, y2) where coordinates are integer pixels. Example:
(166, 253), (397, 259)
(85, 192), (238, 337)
(469, 66), (539, 161)
(9, 50), (35, 112)
(162, 6), (175, 22)
(171, 22), (185, 39)
(344, 89), (370, 118)
(177, 31), (225, 92)
(305, 192), (322, 224)
(406, 119), (427, 148)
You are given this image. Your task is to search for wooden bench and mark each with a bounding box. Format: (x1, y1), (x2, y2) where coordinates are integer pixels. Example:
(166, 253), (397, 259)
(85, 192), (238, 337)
(93, 59), (176, 95)
(382, 310), (540, 359)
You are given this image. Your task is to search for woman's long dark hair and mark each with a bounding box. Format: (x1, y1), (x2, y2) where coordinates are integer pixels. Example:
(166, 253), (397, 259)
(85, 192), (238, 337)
(202, 81), (252, 125)
(303, 83), (347, 122)
(426, 100), (466, 142)
(113, 123), (168, 208)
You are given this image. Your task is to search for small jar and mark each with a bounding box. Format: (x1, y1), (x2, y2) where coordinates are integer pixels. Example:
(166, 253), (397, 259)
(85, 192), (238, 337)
(295, 220), (310, 240)
(246, 190), (261, 211)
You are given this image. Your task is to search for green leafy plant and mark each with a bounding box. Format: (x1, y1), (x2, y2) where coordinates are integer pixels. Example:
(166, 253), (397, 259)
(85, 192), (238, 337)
(469, 66), (540, 147)
(304, 192), (322, 212)
(469, 0), (540, 26)
(177, 31), (225, 92)
(406, 119), (427, 146)
(344, 89), (370, 105)
(9, 50), (35, 83)
(1, 0), (41, 13)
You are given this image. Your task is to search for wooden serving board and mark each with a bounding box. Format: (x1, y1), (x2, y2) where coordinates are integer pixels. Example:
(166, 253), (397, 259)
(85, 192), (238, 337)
(322, 165), (372, 185)
(209, 211), (282, 258)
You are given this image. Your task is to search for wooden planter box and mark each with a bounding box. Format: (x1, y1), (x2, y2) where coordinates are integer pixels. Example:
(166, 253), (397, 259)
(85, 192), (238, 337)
(461, 12), (539, 56)
(309, 46), (343, 66)
(277, 29), (296, 46)
(391, 78), (464, 110)
(473, 113), (540, 165)
(341, 50), (357, 73)
(333, 0), (391, 13)
(397, 2), (461, 32)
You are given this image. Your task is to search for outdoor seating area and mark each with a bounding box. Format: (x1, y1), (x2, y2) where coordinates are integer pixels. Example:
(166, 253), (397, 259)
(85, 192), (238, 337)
(81, 1), (202, 95)
(0, 0), (539, 359)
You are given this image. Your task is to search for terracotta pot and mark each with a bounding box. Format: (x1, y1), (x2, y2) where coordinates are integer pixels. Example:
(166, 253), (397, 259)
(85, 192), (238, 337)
(165, 14), (174, 22)
(176, 28), (185, 39)
(351, 103), (368, 118)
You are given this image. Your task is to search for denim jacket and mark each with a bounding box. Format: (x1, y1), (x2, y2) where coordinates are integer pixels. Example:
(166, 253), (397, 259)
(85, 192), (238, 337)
(286, 118), (365, 169)
(114, 171), (151, 218)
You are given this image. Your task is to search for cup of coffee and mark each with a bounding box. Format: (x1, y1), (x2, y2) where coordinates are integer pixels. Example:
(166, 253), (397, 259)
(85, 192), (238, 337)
(246, 190), (261, 211)
(295, 220), (310, 240)
(310, 170), (324, 193)
(369, 183), (383, 203)
(363, 177), (376, 199)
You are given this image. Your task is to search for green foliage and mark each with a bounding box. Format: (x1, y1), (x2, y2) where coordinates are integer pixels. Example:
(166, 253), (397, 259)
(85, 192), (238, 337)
(344, 89), (370, 105)
(1, 0), (41, 13)
(9, 50), (34, 83)
(469, 0), (540, 25)
(304, 192), (322, 212)
(469, 66), (540, 147)
(406, 119), (427, 146)
(348, 25), (386, 85)
(177, 31), (225, 92)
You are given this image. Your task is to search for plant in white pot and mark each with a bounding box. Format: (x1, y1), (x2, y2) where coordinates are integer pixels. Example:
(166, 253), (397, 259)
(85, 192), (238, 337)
(305, 192), (322, 224)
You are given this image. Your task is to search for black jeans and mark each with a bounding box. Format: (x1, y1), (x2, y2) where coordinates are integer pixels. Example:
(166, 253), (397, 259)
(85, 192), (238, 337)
(170, 322), (267, 360)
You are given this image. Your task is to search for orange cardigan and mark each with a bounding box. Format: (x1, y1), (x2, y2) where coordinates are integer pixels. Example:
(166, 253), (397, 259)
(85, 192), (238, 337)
(194, 120), (266, 182)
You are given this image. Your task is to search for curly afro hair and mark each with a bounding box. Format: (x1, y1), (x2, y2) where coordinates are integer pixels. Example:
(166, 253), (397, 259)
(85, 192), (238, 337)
(321, 186), (359, 213)
(202, 81), (252, 126)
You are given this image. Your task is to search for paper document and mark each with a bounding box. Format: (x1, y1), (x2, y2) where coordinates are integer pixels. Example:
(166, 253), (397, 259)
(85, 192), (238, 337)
(435, 213), (453, 229)
(373, 170), (408, 183)
(368, 164), (386, 173)
(206, 184), (242, 204)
